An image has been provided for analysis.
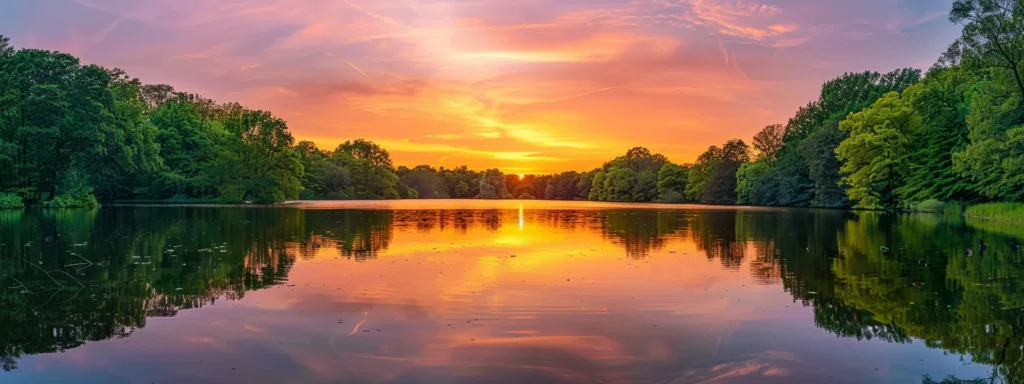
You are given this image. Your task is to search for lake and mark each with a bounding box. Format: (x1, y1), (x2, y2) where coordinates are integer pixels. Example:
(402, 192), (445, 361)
(1, 200), (1021, 383)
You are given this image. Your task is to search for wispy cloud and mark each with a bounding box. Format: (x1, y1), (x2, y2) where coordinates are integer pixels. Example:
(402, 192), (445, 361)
(343, 60), (370, 78)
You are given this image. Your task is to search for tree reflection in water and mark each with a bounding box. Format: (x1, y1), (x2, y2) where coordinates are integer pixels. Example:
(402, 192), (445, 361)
(1, 205), (1023, 382)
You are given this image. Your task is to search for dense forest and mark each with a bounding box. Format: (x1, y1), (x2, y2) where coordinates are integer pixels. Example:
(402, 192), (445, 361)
(2, 0), (1023, 210)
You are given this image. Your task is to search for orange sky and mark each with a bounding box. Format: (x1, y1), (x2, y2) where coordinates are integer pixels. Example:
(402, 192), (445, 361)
(3, 0), (959, 173)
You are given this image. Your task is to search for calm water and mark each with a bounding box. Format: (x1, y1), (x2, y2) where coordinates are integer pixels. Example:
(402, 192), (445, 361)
(2, 200), (1023, 383)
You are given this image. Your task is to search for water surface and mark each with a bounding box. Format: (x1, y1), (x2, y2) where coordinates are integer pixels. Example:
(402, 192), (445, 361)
(2, 200), (1022, 383)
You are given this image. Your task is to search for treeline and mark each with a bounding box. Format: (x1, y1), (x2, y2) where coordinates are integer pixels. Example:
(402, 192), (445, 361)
(517, 0), (1024, 210)
(726, 0), (1024, 210)
(0, 33), (584, 206)
(3, 0), (1024, 209)
(0, 35), (305, 207)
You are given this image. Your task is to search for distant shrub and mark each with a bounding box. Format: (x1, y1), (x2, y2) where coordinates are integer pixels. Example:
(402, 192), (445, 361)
(517, 192), (535, 200)
(217, 185), (246, 204)
(906, 200), (965, 215)
(44, 187), (99, 208)
(907, 199), (945, 212)
(0, 193), (24, 209)
(659, 190), (686, 204)
(170, 194), (191, 202)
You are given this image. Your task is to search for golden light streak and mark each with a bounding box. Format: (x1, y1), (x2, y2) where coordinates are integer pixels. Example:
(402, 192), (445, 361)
(518, 204), (524, 230)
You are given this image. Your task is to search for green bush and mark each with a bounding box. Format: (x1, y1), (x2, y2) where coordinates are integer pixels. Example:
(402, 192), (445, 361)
(659, 190), (686, 204)
(170, 193), (191, 202)
(44, 187), (99, 208)
(906, 200), (965, 215)
(0, 193), (24, 209)
(217, 185), (246, 204)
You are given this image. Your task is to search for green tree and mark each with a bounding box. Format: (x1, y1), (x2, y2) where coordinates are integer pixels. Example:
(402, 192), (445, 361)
(953, 71), (1024, 200)
(0, 35), (13, 58)
(0, 38), (308, 205)
(399, 166), (449, 199)
(944, 0), (1024, 99)
(899, 66), (978, 203)
(752, 150), (813, 206)
(0, 49), (113, 202)
(90, 69), (163, 200)
(688, 139), (749, 205)
(147, 94), (225, 198)
(332, 151), (399, 199)
(686, 146), (720, 201)
(338, 139), (393, 169)
(542, 171), (581, 200)
(140, 83), (176, 109)
(438, 166), (478, 198)
(315, 161), (354, 200)
(205, 107), (303, 203)
(454, 181), (470, 198)
(602, 167), (638, 202)
(588, 170), (606, 201)
(633, 170), (658, 202)
(736, 161), (771, 204)
(587, 147), (671, 203)
(605, 146), (668, 173)
(295, 141), (329, 199)
(576, 171), (596, 199)
(753, 124), (785, 164)
(476, 169), (510, 199)
(837, 92), (924, 209)
(802, 122), (850, 208)
(657, 163), (688, 203)
(761, 69), (921, 208)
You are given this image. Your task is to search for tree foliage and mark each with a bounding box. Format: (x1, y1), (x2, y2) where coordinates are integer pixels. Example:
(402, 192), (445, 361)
(477, 169), (511, 199)
(0, 39), (306, 204)
(952, 70), (1024, 201)
(747, 69), (921, 208)
(398, 166), (450, 199)
(898, 66), (977, 203)
(836, 92), (924, 209)
(657, 163), (688, 203)
(736, 161), (770, 205)
(753, 124), (785, 164)
(944, 0), (1024, 98)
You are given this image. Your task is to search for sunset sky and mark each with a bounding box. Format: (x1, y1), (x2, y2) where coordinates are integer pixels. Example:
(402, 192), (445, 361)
(2, 0), (959, 174)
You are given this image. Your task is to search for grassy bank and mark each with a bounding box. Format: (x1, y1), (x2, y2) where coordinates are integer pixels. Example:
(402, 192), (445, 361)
(965, 203), (1024, 223)
(963, 203), (1024, 239)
